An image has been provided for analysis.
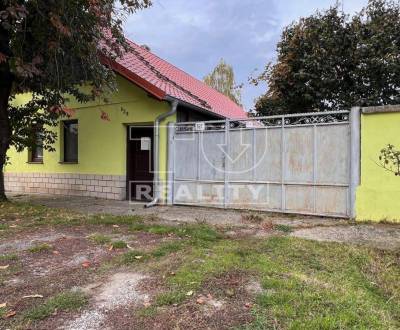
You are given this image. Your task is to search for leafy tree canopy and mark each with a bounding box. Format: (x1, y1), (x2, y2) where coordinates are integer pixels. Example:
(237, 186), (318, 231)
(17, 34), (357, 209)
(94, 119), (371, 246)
(252, 0), (400, 115)
(204, 58), (242, 106)
(0, 0), (151, 200)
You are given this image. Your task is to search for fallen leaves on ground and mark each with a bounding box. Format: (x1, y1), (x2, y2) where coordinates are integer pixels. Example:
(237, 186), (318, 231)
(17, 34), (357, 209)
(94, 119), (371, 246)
(5, 310), (16, 318)
(196, 297), (205, 304)
(261, 221), (274, 231)
(82, 261), (91, 268)
(225, 288), (235, 297)
(23, 294), (44, 299)
(196, 294), (214, 305)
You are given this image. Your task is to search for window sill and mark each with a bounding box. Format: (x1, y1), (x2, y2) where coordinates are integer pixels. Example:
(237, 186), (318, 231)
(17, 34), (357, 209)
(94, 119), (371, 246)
(27, 161), (43, 164)
(59, 161), (79, 164)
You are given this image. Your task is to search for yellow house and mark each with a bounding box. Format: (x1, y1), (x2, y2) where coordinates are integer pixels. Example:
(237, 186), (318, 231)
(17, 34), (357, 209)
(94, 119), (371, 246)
(5, 39), (247, 202)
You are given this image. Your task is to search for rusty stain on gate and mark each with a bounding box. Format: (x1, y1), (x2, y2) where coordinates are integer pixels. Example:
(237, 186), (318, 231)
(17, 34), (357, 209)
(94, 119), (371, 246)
(168, 110), (360, 218)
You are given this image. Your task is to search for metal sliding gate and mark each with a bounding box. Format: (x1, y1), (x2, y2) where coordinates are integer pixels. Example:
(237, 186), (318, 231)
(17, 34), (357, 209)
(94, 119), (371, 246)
(168, 110), (359, 218)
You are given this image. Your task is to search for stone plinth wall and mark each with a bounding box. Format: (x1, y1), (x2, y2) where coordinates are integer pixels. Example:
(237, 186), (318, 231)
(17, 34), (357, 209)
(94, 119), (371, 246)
(4, 173), (126, 200)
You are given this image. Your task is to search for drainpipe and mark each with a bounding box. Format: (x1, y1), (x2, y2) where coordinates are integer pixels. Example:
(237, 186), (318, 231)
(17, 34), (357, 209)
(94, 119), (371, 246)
(145, 99), (179, 208)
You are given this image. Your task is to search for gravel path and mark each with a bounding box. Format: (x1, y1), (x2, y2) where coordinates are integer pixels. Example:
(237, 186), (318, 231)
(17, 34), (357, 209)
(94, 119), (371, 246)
(9, 194), (400, 250)
(63, 273), (148, 330)
(10, 194), (347, 227)
(291, 224), (400, 250)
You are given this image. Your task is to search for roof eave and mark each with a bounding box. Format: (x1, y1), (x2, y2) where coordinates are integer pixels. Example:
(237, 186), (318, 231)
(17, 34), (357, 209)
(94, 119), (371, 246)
(100, 56), (238, 119)
(164, 95), (226, 119)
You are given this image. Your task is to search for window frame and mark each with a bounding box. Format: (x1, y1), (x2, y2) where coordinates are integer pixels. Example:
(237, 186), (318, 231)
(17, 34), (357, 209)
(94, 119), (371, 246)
(62, 119), (79, 163)
(28, 128), (44, 164)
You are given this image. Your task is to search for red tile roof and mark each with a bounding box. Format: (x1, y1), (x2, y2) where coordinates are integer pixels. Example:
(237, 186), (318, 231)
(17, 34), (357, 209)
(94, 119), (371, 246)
(108, 39), (247, 119)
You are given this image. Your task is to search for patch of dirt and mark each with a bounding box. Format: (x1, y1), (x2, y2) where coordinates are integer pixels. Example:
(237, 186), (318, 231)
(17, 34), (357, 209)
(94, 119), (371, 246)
(245, 279), (263, 295)
(60, 272), (149, 330)
(1, 237), (116, 321)
(291, 224), (400, 250)
(25, 236), (109, 277)
(1, 262), (99, 324)
(0, 225), (176, 254)
(129, 271), (255, 330)
(0, 229), (67, 254)
(0, 226), (173, 328)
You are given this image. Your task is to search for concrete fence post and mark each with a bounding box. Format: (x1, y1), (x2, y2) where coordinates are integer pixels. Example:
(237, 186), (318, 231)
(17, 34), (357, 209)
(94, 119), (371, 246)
(350, 106), (361, 218)
(167, 122), (175, 205)
(223, 119), (230, 208)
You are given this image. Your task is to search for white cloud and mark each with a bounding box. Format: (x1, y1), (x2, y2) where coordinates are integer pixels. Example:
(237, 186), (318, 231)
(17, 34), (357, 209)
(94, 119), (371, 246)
(251, 30), (276, 44)
(124, 0), (369, 110)
(273, 0), (368, 26)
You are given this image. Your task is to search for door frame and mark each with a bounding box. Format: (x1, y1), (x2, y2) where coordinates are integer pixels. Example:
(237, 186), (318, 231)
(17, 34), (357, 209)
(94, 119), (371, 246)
(126, 123), (154, 201)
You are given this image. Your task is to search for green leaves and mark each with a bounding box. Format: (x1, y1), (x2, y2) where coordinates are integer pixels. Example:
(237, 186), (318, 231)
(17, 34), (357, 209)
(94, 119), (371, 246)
(204, 58), (242, 106)
(254, 0), (400, 115)
(1, 0), (151, 155)
(378, 144), (400, 176)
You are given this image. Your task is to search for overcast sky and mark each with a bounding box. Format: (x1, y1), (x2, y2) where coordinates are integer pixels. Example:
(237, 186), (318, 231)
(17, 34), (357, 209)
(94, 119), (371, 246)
(123, 0), (368, 110)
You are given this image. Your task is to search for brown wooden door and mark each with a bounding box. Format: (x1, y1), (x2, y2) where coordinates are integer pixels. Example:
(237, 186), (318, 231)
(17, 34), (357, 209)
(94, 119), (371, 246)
(127, 126), (154, 201)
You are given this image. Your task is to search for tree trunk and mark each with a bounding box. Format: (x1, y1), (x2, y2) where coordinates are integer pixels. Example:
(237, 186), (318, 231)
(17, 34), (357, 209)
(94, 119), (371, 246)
(0, 170), (6, 201)
(0, 79), (12, 201)
(0, 21), (13, 201)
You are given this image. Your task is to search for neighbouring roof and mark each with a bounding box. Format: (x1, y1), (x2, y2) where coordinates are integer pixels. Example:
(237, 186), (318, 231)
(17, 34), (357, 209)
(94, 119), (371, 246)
(106, 39), (247, 119)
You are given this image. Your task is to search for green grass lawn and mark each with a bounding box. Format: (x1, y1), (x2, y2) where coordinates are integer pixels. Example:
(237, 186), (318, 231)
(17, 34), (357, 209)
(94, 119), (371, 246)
(25, 291), (88, 321)
(144, 236), (399, 329)
(0, 201), (399, 329)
